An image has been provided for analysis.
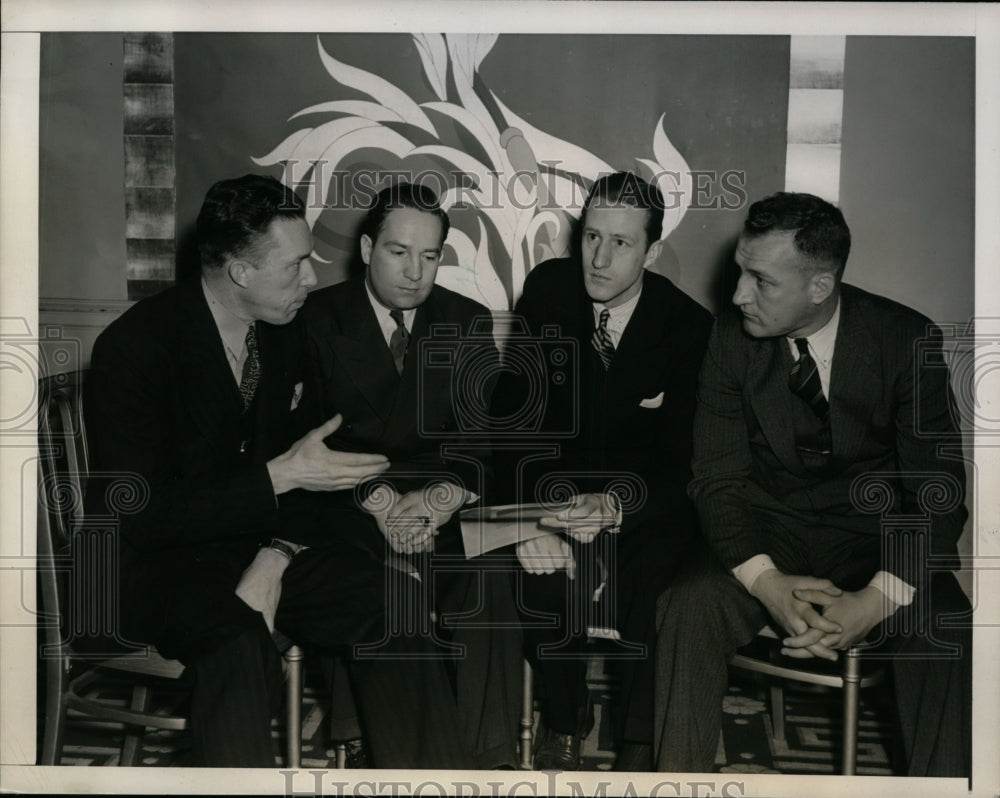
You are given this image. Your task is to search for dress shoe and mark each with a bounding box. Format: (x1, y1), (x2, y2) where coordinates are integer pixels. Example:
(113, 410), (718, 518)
(534, 729), (582, 770)
(335, 738), (370, 769)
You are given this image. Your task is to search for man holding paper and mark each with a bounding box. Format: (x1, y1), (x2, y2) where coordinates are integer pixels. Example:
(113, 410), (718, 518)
(492, 172), (712, 770)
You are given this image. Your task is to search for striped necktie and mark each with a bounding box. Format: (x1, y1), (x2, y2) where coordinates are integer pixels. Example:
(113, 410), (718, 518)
(389, 309), (409, 376)
(239, 323), (260, 412)
(592, 308), (615, 370)
(789, 337), (829, 420)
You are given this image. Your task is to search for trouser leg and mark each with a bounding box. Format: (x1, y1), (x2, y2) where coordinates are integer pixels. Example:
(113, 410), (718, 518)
(880, 571), (972, 778)
(437, 555), (523, 769)
(128, 558), (286, 768)
(187, 622), (283, 767)
(518, 567), (590, 735)
(652, 556), (767, 772)
(612, 528), (700, 745)
(278, 541), (473, 769)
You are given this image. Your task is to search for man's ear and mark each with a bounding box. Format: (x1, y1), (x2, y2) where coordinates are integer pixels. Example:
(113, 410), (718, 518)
(228, 259), (251, 288)
(360, 234), (373, 266)
(810, 271), (836, 305)
(642, 239), (663, 269)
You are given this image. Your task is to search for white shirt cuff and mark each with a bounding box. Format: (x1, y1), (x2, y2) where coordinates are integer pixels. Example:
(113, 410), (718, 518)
(868, 570), (915, 607)
(732, 554), (778, 593)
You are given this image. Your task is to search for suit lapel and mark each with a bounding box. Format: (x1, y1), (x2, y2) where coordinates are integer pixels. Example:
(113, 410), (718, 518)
(332, 279), (399, 424)
(250, 321), (296, 457)
(174, 280), (243, 457)
(610, 275), (663, 384)
(828, 288), (879, 466)
(747, 336), (804, 475)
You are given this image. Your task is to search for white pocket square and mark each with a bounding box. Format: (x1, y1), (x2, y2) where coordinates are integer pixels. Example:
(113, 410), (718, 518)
(290, 382), (304, 410)
(639, 392), (664, 409)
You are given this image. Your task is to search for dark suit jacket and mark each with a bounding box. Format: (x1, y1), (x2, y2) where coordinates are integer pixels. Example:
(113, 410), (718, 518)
(690, 283), (967, 589)
(84, 278), (315, 572)
(301, 276), (498, 502)
(495, 258), (713, 536)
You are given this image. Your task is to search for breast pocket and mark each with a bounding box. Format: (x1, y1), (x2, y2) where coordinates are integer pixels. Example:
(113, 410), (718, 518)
(638, 391), (665, 409)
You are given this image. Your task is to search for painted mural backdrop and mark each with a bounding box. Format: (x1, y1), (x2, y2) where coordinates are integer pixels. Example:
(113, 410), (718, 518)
(252, 34), (692, 309)
(173, 33), (792, 311)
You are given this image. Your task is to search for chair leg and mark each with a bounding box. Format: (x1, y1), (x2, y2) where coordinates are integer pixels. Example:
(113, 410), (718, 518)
(841, 646), (862, 775)
(120, 685), (150, 766)
(40, 654), (68, 765)
(284, 644), (304, 769)
(770, 681), (786, 744)
(520, 659), (534, 769)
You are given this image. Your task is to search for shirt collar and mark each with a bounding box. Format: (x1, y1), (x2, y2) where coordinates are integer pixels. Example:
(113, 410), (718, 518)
(364, 279), (418, 332)
(788, 297), (840, 367)
(593, 284), (643, 331)
(202, 276), (252, 359)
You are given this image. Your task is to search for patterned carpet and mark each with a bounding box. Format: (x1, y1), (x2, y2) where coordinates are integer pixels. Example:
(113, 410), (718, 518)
(45, 655), (897, 774)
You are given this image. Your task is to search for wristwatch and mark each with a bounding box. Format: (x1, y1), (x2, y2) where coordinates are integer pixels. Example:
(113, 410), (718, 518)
(265, 538), (300, 560)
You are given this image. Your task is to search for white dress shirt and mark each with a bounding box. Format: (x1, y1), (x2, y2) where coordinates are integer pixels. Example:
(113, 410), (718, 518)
(365, 280), (417, 349)
(591, 286), (642, 348)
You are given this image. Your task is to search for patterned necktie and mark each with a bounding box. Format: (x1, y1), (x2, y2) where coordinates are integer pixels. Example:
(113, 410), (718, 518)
(389, 309), (409, 376)
(789, 337), (829, 420)
(239, 323), (260, 412)
(592, 308), (615, 370)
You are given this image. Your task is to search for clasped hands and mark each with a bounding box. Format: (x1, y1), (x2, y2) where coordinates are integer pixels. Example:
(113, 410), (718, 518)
(361, 481), (469, 554)
(516, 493), (621, 580)
(750, 570), (896, 661)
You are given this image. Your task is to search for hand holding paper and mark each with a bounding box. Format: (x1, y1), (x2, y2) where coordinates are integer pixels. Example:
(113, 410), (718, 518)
(539, 492), (622, 544)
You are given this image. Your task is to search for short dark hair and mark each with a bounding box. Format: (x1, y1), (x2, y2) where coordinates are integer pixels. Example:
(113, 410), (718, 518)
(359, 182), (450, 247)
(196, 174), (306, 270)
(743, 192), (851, 276)
(582, 171), (665, 249)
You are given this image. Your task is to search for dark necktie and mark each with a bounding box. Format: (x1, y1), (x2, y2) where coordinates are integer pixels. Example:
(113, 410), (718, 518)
(389, 309), (408, 376)
(239, 323), (260, 412)
(788, 337), (829, 421)
(592, 308), (615, 370)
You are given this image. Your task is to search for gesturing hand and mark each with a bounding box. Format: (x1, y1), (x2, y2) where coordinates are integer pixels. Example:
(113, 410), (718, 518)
(749, 570), (843, 661)
(268, 414), (390, 495)
(539, 492), (621, 544)
(516, 533), (577, 580)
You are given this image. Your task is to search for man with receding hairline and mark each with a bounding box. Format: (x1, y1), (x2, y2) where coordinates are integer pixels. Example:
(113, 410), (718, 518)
(652, 191), (971, 777)
(84, 174), (473, 768)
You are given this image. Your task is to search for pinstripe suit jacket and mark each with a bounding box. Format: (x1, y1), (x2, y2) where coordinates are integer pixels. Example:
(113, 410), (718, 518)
(689, 284), (967, 589)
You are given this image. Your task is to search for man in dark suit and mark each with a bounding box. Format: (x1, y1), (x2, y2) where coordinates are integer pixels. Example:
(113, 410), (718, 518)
(83, 174), (472, 767)
(299, 182), (522, 769)
(652, 192), (971, 776)
(493, 172), (712, 770)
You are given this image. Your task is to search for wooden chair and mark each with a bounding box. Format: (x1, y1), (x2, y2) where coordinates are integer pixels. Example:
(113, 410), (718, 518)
(37, 371), (305, 767)
(730, 626), (885, 775)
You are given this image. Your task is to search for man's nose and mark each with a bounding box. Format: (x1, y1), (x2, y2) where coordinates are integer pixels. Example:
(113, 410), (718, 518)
(300, 259), (318, 289)
(732, 273), (751, 306)
(404, 255), (423, 282)
(592, 241), (611, 269)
